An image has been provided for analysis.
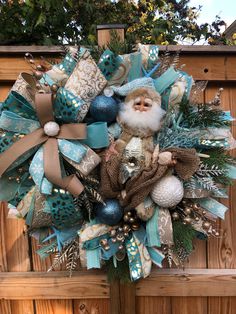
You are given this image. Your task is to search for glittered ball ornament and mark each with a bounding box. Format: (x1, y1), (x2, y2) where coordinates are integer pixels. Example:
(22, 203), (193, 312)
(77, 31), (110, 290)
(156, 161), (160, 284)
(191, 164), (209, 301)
(96, 199), (123, 226)
(90, 95), (118, 123)
(151, 175), (184, 208)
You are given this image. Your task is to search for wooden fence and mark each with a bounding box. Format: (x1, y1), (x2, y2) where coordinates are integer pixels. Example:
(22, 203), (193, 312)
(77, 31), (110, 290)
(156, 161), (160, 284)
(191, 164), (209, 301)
(1, 45), (236, 314)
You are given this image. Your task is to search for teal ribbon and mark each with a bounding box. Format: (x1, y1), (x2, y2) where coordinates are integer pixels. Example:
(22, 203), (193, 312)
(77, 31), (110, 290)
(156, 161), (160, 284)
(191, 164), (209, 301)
(222, 111), (235, 121)
(226, 164), (236, 179)
(42, 226), (64, 252)
(83, 233), (109, 250)
(81, 122), (109, 149)
(57, 52), (77, 76)
(58, 139), (87, 163)
(147, 45), (159, 69)
(154, 67), (179, 94)
(147, 247), (164, 267)
(29, 147), (53, 195)
(98, 49), (122, 80)
(198, 197), (228, 219)
(25, 191), (36, 226)
(0, 110), (40, 134)
(2, 91), (36, 119)
(54, 87), (86, 123)
(127, 52), (143, 82)
(40, 73), (55, 86)
(180, 71), (194, 99)
(126, 235), (143, 281)
(146, 208), (161, 247)
(86, 248), (101, 269)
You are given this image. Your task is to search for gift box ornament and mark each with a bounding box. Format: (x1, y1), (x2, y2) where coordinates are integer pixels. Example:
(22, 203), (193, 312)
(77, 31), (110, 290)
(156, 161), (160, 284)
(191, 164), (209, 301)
(1, 44), (236, 283)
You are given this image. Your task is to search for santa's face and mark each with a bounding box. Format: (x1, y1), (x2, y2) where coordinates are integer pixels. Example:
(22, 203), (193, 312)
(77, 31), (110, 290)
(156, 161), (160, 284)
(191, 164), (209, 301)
(119, 93), (166, 133)
(133, 96), (153, 112)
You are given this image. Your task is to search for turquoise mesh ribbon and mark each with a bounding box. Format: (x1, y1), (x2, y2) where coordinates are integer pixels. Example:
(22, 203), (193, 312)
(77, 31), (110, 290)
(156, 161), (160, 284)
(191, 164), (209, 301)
(198, 197), (228, 219)
(146, 208), (161, 247)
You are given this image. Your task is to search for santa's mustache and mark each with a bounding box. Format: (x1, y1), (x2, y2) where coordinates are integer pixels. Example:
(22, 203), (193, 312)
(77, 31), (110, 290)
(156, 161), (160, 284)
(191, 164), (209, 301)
(118, 101), (166, 132)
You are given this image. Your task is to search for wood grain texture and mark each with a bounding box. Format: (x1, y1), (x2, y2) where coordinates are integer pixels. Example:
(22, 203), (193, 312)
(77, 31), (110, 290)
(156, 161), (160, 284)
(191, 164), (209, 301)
(208, 297), (236, 314)
(1, 269), (236, 299)
(0, 202), (12, 314)
(206, 83), (236, 313)
(0, 271), (110, 299)
(136, 269), (236, 297)
(73, 299), (110, 314)
(97, 28), (124, 47)
(136, 296), (171, 314)
(1, 202), (34, 314)
(0, 45), (236, 54)
(31, 238), (73, 314)
(0, 84), (11, 101)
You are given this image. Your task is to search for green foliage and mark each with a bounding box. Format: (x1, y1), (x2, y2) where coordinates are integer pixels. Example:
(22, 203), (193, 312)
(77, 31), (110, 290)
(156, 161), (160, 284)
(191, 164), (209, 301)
(173, 221), (197, 255)
(179, 100), (230, 129)
(105, 257), (131, 283)
(201, 149), (236, 186)
(0, 0), (226, 46)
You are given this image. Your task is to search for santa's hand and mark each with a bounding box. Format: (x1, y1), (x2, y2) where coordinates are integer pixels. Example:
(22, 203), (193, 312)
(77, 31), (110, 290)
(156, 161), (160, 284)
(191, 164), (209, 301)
(158, 151), (177, 166)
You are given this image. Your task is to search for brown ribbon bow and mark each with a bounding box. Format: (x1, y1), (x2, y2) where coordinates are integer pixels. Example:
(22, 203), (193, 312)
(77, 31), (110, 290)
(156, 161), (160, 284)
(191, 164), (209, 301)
(0, 93), (87, 196)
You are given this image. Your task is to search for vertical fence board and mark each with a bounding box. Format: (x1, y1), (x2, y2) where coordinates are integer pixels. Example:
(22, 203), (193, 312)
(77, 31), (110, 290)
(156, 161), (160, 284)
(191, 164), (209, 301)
(31, 239), (73, 314)
(73, 299), (110, 314)
(170, 86), (207, 314)
(1, 202), (34, 314)
(206, 83), (236, 314)
(0, 202), (12, 314)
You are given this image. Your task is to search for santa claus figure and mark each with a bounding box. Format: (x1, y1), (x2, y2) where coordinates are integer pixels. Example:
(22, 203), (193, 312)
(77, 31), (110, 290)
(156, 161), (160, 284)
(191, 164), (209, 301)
(99, 86), (199, 220)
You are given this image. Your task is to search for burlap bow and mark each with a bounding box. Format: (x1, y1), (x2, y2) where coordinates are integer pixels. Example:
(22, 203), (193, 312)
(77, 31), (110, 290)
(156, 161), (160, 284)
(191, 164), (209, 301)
(0, 93), (87, 196)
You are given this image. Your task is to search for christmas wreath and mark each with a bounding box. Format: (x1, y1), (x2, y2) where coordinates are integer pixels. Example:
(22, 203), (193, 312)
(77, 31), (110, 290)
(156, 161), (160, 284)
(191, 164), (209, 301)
(0, 45), (235, 281)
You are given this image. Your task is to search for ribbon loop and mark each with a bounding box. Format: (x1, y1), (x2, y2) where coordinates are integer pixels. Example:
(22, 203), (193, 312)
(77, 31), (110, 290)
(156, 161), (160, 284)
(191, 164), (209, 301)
(0, 93), (87, 196)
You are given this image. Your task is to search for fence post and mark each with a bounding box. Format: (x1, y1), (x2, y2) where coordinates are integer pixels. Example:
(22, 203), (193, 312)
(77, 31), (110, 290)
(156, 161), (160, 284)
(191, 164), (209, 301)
(96, 24), (126, 47)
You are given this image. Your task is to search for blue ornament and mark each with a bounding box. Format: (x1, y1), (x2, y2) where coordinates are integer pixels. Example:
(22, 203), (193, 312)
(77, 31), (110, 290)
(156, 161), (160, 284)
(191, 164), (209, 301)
(96, 199), (123, 226)
(90, 95), (118, 123)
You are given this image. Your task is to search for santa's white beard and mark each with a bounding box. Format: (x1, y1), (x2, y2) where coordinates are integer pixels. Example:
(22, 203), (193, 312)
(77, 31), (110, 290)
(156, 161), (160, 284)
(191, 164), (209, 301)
(118, 101), (166, 132)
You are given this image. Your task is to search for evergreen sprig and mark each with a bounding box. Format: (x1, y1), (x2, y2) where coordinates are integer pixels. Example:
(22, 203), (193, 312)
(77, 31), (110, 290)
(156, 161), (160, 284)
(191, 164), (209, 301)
(173, 221), (197, 255)
(179, 100), (230, 129)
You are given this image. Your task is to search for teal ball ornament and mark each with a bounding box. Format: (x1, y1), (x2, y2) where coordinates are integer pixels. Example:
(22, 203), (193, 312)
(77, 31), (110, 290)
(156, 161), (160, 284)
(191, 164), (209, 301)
(96, 199), (123, 226)
(90, 95), (118, 123)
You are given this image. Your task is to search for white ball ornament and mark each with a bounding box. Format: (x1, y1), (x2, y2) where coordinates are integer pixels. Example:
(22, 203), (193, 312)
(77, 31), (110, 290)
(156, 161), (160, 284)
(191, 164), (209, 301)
(151, 175), (184, 208)
(44, 121), (60, 137)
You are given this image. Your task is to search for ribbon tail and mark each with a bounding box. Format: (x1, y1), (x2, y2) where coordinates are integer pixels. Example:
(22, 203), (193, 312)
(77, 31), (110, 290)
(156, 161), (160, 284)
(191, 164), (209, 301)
(0, 128), (47, 177)
(43, 138), (84, 196)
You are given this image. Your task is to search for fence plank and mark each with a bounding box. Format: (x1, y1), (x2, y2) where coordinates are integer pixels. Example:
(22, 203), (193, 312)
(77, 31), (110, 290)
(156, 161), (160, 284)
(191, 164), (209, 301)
(73, 299), (110, 314)
(31, 238), (74, 314)
(0, 202), (12, 314)
(1, 269), (236, 299)
(1, 202), (34, 314)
